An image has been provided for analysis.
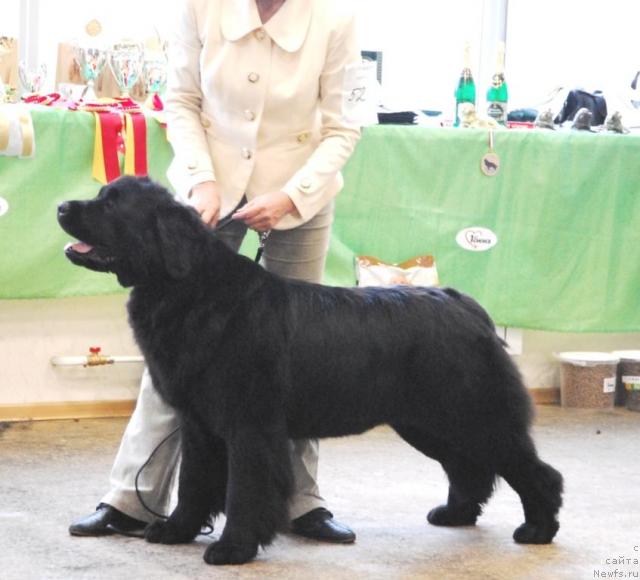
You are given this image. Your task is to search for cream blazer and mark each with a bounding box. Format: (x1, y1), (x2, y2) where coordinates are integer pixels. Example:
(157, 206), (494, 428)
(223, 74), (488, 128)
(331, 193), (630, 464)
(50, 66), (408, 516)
(165, 0), (362, 229)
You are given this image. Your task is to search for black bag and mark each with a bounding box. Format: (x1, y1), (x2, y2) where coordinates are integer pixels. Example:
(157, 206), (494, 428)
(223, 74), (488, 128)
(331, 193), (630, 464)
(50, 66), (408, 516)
(554, 89), (607, 126)
(377, 111), (417, 125)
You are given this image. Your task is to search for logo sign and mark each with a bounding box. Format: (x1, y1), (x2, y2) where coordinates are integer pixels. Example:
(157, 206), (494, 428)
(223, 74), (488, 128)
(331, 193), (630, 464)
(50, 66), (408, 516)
(456, 227), (498, 252)
(0, 197), (8, 217)
(481, 152), (500, 176)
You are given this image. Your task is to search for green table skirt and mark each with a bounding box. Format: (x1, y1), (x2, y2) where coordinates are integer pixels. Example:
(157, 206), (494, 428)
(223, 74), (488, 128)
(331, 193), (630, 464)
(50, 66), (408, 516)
(1, 108), (639, 333)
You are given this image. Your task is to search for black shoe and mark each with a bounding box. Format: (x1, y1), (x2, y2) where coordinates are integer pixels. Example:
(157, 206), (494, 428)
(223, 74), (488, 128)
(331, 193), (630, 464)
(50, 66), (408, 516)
(291, 508), (356, 544)
(69, 503), (148, 538)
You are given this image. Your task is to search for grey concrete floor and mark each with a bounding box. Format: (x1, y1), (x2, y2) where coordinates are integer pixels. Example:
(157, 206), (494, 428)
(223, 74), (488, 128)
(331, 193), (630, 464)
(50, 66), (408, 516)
(0, 406), (639, 580)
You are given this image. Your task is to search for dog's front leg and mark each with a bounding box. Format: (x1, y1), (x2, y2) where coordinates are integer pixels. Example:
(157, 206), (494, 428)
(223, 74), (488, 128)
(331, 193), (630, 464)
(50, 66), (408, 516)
(145, 418), (228, 545)
(203, 426), (293, 566)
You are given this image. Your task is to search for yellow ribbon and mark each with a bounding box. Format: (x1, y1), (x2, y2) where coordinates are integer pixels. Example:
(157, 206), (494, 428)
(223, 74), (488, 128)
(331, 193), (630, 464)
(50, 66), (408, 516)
(0, 109), (10, 151)
(90, 109), (146, 184)
(92, 112), (107, 184)
(18, 112), (34, 157)
(123, 113), (135, 176)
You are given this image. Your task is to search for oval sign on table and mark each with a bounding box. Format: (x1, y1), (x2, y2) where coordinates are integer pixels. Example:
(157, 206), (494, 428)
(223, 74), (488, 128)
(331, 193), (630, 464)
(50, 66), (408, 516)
(456, 227), (498, 252)
(0, 197), (8, 217)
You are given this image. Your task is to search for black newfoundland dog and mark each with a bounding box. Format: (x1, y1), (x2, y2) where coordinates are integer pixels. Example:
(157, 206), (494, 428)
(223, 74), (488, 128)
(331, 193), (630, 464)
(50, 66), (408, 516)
(58, 176), (563, 566)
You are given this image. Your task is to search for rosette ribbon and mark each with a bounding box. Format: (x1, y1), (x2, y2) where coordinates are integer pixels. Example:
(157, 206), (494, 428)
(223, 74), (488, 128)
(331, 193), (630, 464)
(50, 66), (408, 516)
(80, 98), (147, 184)
(0, 105), (35, 158)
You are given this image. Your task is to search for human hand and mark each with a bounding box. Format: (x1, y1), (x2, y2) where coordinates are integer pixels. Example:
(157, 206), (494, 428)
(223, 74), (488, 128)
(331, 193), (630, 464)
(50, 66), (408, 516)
(188, 181), (221, 226)
(232, 191), (296, 232)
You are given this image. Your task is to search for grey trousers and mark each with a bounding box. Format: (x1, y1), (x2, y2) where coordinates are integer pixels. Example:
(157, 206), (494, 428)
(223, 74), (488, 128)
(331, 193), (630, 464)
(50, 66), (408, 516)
(102, 202), (334, 522)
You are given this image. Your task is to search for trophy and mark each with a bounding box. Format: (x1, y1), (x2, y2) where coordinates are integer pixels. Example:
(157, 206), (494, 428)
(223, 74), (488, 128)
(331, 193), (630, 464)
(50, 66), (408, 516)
(18, 61), (47, 96)
(0, 37), (15, 101)
(144, 52), (167, 95)
(108, 40), (144, 98)
(74, 45), (106, 100)
(143, 50), (168, 108)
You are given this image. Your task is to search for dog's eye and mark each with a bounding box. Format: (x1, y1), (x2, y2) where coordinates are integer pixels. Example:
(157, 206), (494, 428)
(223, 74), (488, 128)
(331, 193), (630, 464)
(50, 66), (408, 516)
(102, 190), (119, 208)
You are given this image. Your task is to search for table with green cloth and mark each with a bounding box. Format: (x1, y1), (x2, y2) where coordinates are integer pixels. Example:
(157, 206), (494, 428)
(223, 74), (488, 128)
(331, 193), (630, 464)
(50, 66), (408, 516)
(1, 107), (638, 333)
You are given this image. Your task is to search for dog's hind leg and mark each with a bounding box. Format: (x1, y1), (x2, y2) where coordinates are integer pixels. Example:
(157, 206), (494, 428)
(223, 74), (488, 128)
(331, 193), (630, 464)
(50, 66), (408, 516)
(393, 424), (496, 527)
(145, 418), (228, 545)
(497, 437), (563, 544)
(427, 458), (496, 527)
(204, 426), (293, 566)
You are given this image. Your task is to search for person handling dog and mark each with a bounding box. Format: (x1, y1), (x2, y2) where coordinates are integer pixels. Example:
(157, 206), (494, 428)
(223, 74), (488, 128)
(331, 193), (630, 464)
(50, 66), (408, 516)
(69, 0), (364, 542)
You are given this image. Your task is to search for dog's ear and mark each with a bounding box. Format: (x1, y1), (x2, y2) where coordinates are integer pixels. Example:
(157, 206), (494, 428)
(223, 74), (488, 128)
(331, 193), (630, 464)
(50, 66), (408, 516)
(155, 206), (195, 279)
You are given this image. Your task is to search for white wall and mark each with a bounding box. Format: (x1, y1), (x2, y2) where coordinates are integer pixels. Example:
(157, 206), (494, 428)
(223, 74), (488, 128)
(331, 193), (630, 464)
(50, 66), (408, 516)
(354, 0), (483, 113)
(2, 296), (639, 408)
(0, 1), (21, 36)
(0, 296), (142, 406)
(507, 0), (640, 110)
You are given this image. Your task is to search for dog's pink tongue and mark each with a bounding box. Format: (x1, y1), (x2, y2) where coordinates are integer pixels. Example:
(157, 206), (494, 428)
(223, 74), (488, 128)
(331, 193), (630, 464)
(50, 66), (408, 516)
(71, 242), (94, 254)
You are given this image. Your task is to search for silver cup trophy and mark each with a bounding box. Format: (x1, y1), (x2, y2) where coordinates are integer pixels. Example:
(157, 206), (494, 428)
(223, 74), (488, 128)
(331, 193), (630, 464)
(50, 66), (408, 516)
(108, 40), (144, 98)
(18, 61), (47, 96)
(74, 45), (106, 101)
(143, 51), (168, 96)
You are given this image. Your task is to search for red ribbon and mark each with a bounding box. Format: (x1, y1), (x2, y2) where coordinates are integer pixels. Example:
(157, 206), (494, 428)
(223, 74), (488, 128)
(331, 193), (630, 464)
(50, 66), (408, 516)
(22, 92), (61, 105)
(151, 93), (164, 111)
(124, 112), (148, 177)
(96, 112), (124, 184)
(84, 98), (148, 184)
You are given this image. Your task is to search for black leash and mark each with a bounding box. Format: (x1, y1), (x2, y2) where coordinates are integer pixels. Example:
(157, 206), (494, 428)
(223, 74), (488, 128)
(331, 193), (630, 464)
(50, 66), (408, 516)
(134, 427), (180, 522)
(214, 205), (271, 264)
(254, 230), (270, 263)
(133, 210), (268, 530)
(133, 426), (215, 536)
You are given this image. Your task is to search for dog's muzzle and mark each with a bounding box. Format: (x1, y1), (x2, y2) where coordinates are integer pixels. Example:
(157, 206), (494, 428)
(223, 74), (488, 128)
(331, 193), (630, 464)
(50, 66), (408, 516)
(58, 201), (115, 271)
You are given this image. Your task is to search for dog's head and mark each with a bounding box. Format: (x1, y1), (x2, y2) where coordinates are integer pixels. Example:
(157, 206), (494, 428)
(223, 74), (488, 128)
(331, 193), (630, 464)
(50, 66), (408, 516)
(57, 176), (205, 287)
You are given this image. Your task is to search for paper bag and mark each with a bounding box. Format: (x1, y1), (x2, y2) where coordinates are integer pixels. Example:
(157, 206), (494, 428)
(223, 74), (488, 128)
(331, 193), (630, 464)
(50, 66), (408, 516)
(355, 255), (439, 287)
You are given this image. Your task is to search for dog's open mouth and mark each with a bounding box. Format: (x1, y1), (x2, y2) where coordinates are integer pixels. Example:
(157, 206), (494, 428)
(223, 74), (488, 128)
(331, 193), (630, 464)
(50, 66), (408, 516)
(65, 241), (94, 255)
(64, 240), (115, 271)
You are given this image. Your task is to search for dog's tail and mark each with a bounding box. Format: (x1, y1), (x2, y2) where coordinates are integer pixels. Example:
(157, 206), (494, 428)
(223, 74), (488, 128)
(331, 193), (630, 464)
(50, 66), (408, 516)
(444, 287), (532, 418)
(444, 288), (500, 336)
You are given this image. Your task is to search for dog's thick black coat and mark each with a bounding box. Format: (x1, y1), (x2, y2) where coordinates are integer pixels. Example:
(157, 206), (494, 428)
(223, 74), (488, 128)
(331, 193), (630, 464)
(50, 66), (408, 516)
(58, 176), (563, 565)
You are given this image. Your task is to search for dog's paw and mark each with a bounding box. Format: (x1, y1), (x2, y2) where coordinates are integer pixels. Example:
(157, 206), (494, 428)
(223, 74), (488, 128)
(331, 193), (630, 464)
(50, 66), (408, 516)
(513, 521), (559, 544)
(427, 505), (478, 527)
(144, 519), (195, 544)
(203, 540), (258, 566)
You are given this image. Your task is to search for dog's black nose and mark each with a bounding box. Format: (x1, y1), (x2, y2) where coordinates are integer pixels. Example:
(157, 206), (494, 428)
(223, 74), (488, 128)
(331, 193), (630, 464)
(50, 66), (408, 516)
(57, 202), (70, 217)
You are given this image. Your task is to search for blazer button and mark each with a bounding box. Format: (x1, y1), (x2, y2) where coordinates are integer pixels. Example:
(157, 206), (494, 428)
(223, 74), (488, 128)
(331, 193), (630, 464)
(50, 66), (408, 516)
(300, 178), (312, 190)
(254, 29), (266, 40)
(248, 72), (260, 83)
(297, 132), (309, 143)
(242, 148), (253, 160)
(244, 110), (256, 121)
(201, 118), (211, 128)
